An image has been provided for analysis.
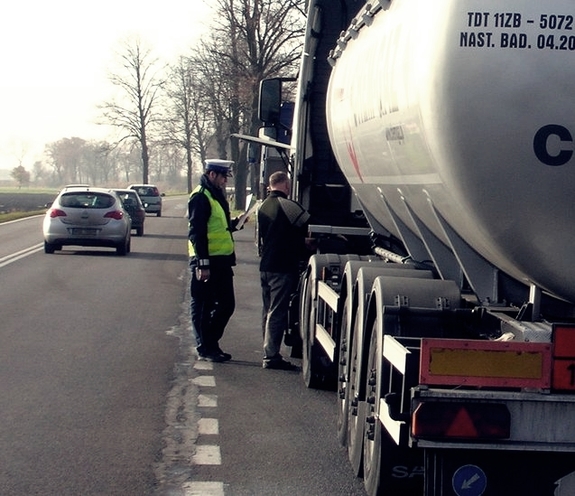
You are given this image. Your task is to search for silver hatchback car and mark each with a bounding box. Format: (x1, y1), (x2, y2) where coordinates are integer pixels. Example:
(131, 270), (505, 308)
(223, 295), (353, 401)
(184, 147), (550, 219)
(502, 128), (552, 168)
(43, 187), (131, 255)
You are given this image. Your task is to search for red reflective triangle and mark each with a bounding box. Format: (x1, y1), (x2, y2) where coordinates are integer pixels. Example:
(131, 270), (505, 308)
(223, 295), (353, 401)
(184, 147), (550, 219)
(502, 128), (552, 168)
(445, 408), (479, 438)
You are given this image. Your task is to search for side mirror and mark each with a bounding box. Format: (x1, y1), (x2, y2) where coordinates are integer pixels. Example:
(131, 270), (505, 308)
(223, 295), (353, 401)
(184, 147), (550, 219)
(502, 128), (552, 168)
(259, 78), (282, 125)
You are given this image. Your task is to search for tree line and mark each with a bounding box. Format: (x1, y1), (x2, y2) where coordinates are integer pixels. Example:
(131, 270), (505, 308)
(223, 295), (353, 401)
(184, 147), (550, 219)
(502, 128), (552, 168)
(16, 0), (305, 209)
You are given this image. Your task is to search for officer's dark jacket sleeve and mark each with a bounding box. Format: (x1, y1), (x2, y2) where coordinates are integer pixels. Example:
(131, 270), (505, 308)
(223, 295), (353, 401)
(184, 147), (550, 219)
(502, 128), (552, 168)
(188, 191), (211, 261)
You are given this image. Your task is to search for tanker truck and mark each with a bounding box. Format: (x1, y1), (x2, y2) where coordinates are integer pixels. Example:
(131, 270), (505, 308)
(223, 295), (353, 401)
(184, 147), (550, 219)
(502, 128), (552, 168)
(235, 1), (575, 494)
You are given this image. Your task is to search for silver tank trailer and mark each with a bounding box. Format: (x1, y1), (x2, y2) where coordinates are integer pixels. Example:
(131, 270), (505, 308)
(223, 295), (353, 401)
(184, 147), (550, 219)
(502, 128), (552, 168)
(327, 0), (575, 303)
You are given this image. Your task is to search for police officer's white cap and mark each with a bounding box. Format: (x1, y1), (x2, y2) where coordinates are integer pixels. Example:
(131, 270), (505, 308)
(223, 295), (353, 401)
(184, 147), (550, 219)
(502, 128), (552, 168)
(205, 159), (234, 176)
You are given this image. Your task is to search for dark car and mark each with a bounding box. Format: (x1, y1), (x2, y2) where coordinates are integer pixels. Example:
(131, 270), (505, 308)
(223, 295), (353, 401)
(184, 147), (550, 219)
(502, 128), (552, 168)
(114, 189), (146, 236)
(128, 184), (163, 216)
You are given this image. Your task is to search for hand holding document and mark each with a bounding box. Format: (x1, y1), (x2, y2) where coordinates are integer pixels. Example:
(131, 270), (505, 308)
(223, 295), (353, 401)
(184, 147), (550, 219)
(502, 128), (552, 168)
(236, 194), (261, 230)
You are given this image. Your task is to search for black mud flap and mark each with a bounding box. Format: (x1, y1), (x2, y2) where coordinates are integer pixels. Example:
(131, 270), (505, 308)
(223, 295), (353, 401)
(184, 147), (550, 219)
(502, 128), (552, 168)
(424, 448), (575, 496)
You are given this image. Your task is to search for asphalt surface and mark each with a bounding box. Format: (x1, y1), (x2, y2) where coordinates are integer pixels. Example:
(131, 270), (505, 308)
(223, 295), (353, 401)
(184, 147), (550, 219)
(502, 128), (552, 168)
(0, 201), (366, 496)
(155, 220), (367, 495)
(0, 209), (185, 496)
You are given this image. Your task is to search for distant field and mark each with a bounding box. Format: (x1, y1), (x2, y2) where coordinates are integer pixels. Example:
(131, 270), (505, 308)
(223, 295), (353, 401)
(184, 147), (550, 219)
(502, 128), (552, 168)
(0, 192), (56, 213)
(0, 190), (58, 222)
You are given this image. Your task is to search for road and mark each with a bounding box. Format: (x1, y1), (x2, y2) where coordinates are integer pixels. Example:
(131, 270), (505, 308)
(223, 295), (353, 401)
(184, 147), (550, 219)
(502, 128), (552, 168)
(0, 196), (366, 496)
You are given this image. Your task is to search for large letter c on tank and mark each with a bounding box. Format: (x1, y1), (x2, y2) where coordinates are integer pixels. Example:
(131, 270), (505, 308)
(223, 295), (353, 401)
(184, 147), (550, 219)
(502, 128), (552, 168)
(534, 124), (573, 166)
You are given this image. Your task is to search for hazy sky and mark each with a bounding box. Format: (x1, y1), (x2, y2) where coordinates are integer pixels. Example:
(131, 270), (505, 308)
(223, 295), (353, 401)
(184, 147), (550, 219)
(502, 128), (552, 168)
(0, 0), (210, 169)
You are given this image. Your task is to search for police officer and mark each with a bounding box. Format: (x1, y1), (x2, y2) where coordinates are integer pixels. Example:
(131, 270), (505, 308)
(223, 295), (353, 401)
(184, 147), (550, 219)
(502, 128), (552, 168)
(188, 159), (238, 362)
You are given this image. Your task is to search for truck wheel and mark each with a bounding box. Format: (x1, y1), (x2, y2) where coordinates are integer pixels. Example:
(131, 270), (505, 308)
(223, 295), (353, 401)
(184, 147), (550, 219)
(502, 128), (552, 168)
(337, 296), (354, 445)
(362, 324), (423, 495)
(347, 315), (365, 477)
(362, 319), (423, 496)
(362, 322), (383, 496)
(301, 270), (336, 390)
(302, 289), (329, 388)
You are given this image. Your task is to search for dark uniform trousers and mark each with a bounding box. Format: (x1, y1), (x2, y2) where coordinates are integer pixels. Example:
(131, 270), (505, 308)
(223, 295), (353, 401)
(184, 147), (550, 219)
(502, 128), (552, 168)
(190, 265), (235, 356)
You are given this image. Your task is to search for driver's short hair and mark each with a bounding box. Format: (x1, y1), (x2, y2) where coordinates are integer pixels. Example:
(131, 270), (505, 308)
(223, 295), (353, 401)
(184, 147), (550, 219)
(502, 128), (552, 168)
(269, 171), (289, 187)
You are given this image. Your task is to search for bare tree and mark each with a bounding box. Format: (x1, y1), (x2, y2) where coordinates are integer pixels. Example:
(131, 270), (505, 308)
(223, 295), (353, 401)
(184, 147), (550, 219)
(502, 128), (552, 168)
(154, 141), (185, 185)
(100, 38), (165, 185)
(112, 143), (142, 184)
(32, 161), (45, 185)
(164, 56), (214, 193)
(45, 137), (87, 185)
(7, 139), (31, 171)
(199, 0), (305, 208)
(82, 141), (115, 185)
(188, 43), (236, 162)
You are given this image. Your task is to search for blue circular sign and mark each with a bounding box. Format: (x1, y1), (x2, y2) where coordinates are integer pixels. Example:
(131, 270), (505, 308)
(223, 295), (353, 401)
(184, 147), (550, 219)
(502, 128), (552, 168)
(452, 464), (487, 496)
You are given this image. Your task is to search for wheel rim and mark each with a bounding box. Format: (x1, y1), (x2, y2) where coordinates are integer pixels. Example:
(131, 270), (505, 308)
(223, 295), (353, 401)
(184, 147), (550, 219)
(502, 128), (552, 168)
(337, 300), (350, 442)
(363, 325), (381, 492)
(347, 315), (365, 476)
(301, 274), (314, 387)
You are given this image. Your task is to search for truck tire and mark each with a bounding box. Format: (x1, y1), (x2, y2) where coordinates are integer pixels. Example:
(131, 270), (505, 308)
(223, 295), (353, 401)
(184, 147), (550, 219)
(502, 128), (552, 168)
(362, 320), (424, 496)
(337, 294), (354, 445)
(301, 271), (335, 389)
(347, 314), (366, 477)
(302, 254), (371, 390)
(361, 276), (461, 496)
(346, 265), (431, 475)
(300, 256), (342, 390)
(362, 323), (383, 496)
(337, 259), (379, 447)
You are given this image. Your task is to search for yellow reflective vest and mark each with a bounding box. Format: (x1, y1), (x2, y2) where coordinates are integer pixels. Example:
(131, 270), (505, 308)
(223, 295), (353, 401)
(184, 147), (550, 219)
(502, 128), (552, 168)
(188, 186), (234, 258)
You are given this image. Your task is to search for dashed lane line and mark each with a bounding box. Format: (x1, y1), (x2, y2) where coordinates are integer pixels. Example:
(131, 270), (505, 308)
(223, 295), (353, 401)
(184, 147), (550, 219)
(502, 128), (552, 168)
(192, 375), (216, 387)
(193, 444), (222, 465)
(191, 360), (226, 491)
(198, 418), (219, 435)
(198, 393), (218, 408)
(182, 481), (225, 496)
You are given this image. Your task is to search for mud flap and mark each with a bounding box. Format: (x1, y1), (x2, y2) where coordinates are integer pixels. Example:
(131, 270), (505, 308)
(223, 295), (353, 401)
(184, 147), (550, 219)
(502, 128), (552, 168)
(424, 448), (575, 496)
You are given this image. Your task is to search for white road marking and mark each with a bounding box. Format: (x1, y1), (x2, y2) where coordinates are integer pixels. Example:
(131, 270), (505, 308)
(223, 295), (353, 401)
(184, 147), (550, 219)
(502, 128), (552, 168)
(0, 243), (43, 268)
(194, 361), (214, 371)
(192, 375), (216, 387)
(183, 481), (225, 496)
(198, 418), (219, 435)
(198, 394), (218, 408)
(193, 445), (222, 465)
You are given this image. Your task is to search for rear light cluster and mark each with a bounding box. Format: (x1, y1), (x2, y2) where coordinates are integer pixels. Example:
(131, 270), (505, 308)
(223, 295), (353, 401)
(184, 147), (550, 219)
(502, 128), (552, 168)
(552, 325), (575, 391)
(49, 209), (67, 218)
(104, 210), (124, 220)
(412, 402), (510, 440)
